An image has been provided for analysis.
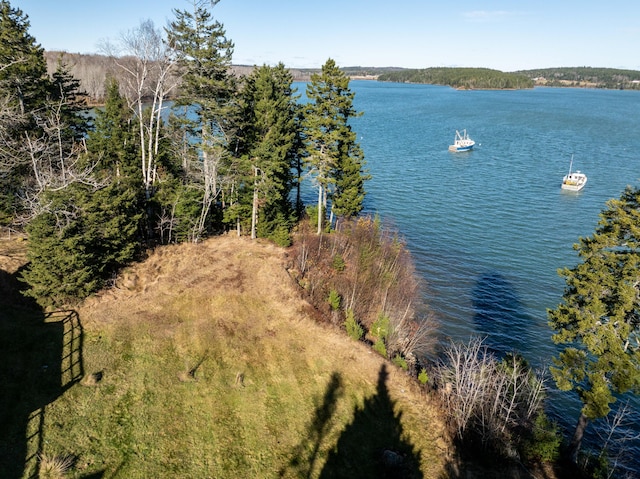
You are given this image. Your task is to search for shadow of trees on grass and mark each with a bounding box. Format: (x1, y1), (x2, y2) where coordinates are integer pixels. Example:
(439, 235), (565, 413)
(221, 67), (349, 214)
(281, 364), (422, 479)
(0, 268), (101, 478)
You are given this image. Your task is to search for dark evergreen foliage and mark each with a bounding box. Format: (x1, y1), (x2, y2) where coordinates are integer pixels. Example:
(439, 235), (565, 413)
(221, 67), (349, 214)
(87, 77), (139, 180)
(21, 182), (141, 307)
(378, 67), (533, 89)
(166, 0), (239, 238)
(21, 73), (142, 306)
(49, 56), (91, 141)
(303, 59), (369, 232)
(0, 0), (50, 222)
(548, 185), (640, 460)
(231, 63), (300, 242)
(0, 0), (49, 115)
(517, 66), (640, 89)
(332, 133), (369, 220)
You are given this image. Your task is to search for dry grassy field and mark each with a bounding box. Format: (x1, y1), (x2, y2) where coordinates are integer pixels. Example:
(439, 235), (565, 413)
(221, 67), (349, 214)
(2, 234), (458, 478)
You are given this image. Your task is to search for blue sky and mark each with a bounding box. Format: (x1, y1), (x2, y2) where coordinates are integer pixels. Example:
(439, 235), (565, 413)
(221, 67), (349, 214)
(12, 0), (640, 71)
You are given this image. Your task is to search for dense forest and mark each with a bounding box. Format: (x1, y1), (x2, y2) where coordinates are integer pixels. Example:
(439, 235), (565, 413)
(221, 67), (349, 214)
(1, 1), (369, 306)
(375, 66), (640, 90)
(516, 67), (640, 89)
(376, 67), (534, 89)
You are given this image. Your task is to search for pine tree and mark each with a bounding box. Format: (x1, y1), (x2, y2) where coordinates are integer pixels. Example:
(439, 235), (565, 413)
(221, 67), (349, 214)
(1, 2), (96, 224)
(49, 55), (90, 142)
(21, 181), (141, 307)
(303, 58), (367, 233)
(85, 76), (143, 249)
(87, 76), (139, 180)
(548, 186), (640, 462)
(22, 75), (143, 307)
(82, 182), (141, 277)
(332, 128), (369, 221)
(0, 1), (48, 116)
(0, 0), (49, 222)
(166, 0), (238, 239)
(233, 63), (300, 242)
(22, 198), (100, 307)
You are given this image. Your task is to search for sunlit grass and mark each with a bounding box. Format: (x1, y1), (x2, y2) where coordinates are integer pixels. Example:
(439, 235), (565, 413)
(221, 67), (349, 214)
(5, 236), (450, 478)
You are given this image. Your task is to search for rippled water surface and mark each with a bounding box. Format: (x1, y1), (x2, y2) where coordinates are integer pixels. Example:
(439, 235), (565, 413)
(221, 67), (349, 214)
(301, 80), (640, 472)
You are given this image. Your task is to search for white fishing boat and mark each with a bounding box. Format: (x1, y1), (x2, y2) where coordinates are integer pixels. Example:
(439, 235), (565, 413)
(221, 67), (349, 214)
(448, 129), (475, 152)
(561, 155), (587, 192)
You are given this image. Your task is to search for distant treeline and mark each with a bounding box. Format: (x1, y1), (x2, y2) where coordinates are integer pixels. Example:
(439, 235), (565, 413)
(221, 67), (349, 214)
(42, 52), (406, 102)
(45, 50), (640, 101)
(376, 67), (534, 90)
(515, 67), (640, 89)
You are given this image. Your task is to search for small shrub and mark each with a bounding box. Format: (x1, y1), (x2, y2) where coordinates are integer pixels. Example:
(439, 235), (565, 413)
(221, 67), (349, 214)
(328, 289), (341, 311)
(373, 338), (387, 357)
(418, 368), (429, 385)
(584, 452), (611, 479)
(520, 412), (561, 463)
(267, 224), (291, 247)
(332, 254), (346, 271)
(371, 313), (390, 342)
(345, 308), (363, 341)
(38, 453), (74, 479)
(305, 205), (329, 233)
(392, 354), (408, 370)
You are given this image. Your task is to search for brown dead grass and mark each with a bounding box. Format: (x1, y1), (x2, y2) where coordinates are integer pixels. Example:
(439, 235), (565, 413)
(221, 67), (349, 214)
(82, 232), (436, 395)
(76, 233), (454, 477)
(1, 231), (564, 478)
(0, 235), (27, 274)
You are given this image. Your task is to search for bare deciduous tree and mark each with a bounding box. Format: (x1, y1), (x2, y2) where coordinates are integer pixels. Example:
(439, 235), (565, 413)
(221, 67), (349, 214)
(593, 401), (640, 478)
(102, 19), (179, 200)
(1, 88), (100, 224)
(435, 338), (546, 454)
(0, 93), (28, 176)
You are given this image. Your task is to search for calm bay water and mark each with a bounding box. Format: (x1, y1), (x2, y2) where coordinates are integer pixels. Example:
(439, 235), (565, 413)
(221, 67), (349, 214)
(348, 81), (640, 357)
(303, 80), (640, 472)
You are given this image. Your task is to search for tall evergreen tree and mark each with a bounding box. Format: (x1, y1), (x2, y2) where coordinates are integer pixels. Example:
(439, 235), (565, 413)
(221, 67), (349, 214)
(332, 123), (369, 222)
(1, 3), (96, 225)
(87, 76), (139, 180)
(303, 58), (367, 234)
(85, 76), (143, 244)
(23, 77), (143, 307)
(548, 185), (640, 462)
(166, 0), (238, 239)
(0, 1), (48, 116)
(0, 0), (49, 222)
(49, 55), (90, 142)
(233, 63), (300, 243)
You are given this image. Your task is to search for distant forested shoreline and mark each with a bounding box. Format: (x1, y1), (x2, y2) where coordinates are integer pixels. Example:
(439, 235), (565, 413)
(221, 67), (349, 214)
(514, 66), (640, 89)
(375, 66), (640, 90)
(376, 67), (534, 90)
(43, 50), (640, 102)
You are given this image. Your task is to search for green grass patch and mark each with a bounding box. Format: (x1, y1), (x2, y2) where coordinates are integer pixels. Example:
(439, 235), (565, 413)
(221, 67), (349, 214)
(1, 237), (449, 478)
